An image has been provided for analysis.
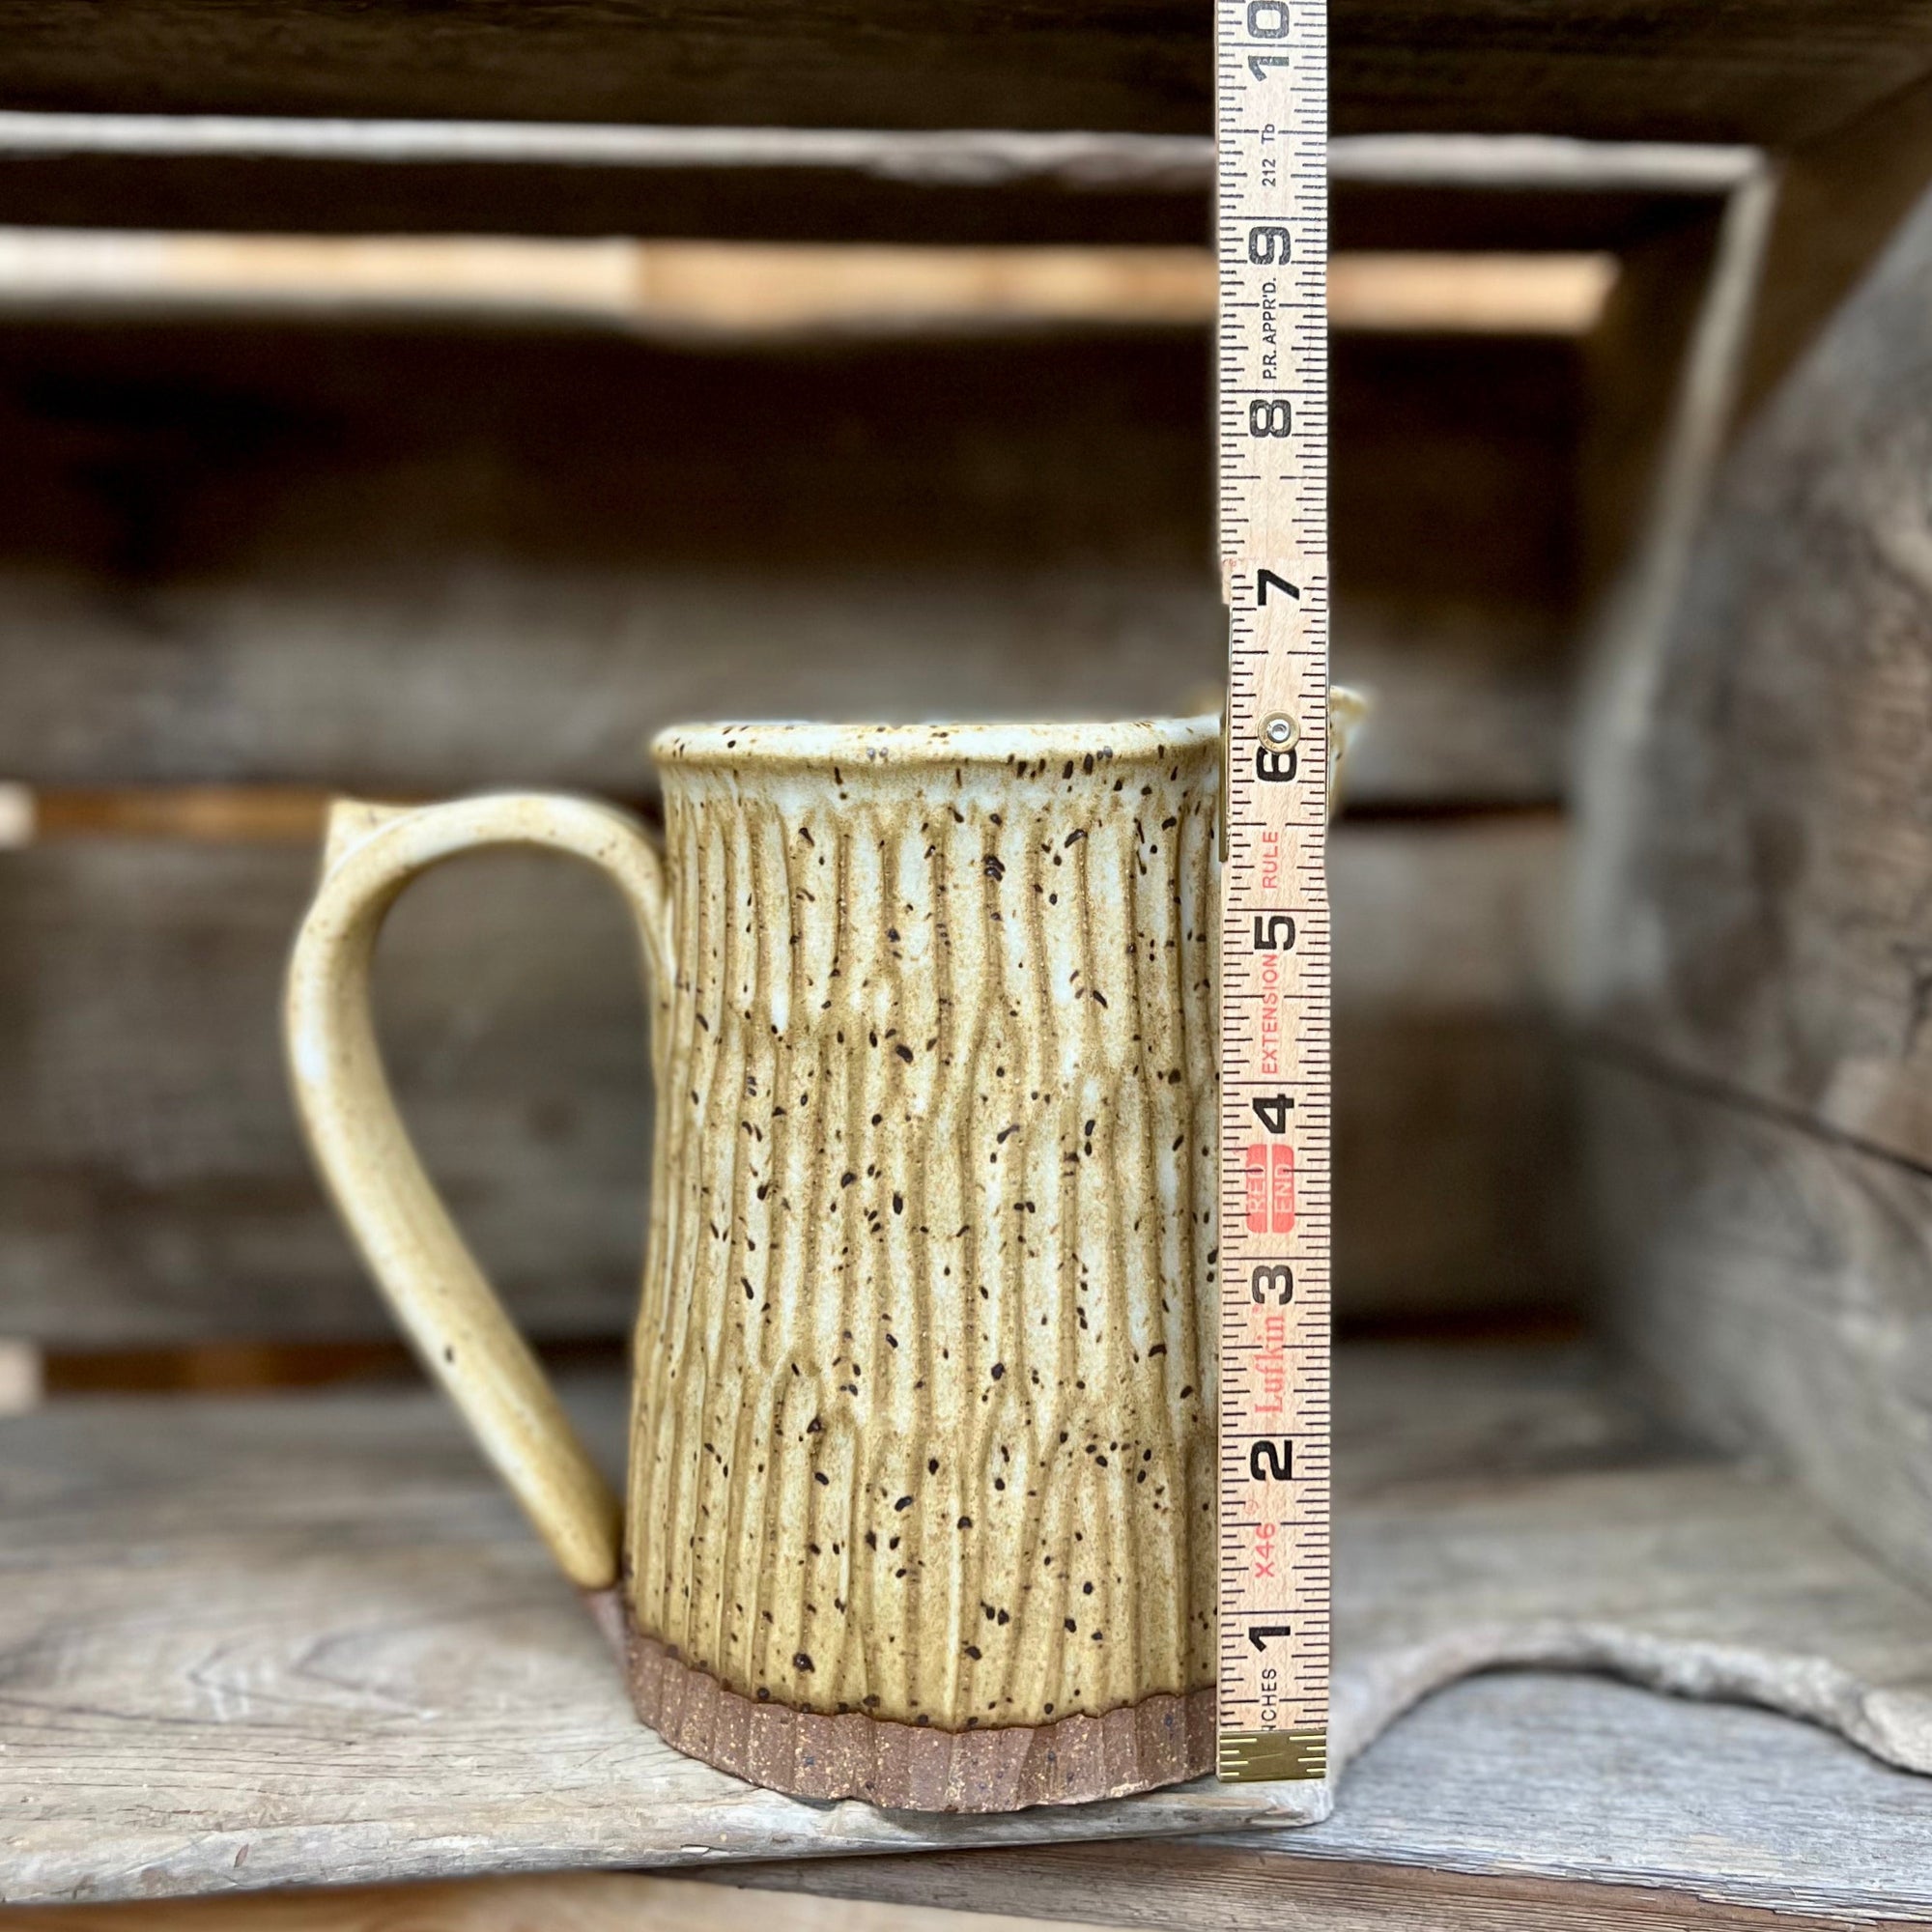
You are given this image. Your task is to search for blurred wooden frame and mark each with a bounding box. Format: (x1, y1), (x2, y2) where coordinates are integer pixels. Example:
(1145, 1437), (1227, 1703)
(0, 231), (1618, 336)
(0, 130), (1766, 1369)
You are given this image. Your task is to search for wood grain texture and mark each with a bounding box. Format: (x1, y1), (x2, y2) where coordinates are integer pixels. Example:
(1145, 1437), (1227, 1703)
(1332, 818), (1584, 1320)
(734, 1679), (1932, 1929)
(1579, 173), (1932, 1170)
(0, 1375), (1290, 1909)
(1580, 1055), (1932, 1602)
(2, 1), (1930, 144)
(1580, 207), (1725, 593)
(1741, 66), (1932, 421)
(0, 821), (1570, 1346)
(0, 838), (654, 1345)
(1573, 167), (1932, 1578)
(0, 1873), (1135, 1932)
(5, 1345), (1932, 1904)
(0, 153), (1723, 256)
(1327, 4), (1932, 147)
(18, 1826), (1932, 1932)
(0, 318), (1578, 805)
(0, 124), (1216, 247)
(0, 582), (1568, 811)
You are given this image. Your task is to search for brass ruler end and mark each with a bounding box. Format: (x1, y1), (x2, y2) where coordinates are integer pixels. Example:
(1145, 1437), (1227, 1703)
(1217, 1726), (1328, 1783)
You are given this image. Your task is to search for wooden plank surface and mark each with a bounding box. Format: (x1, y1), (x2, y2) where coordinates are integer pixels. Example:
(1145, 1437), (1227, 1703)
(0, 318), (1578, 804)
(1332, 817), (1583, 1318)
(13, 1706), (1932, 1932)
(733, 1681), (1932, 1929)
(0, 1366), (1336, 1903)
(18, 1737), (1932, 1932)
(0, 161), (1722, 256)
(5, 1344), (1931, 1906)
(0, 114), (1750, 247)
(0, 123), (1215, 248)
(3, 2), (1930, 145)
(0, 839), (653, 1344)
(1741, 69), (1932, 419)
(1572, 156), (1932, 1585)
(0, 235), (1617, 337)
(1580, 208), (1726, 592)
(1578, 169), (1932, 1172)
(0, 1875), (1130, 1932)
(0, 117), (1736, 254)
(1581, 1054), (1932, 1604)
(0, 819), (1570, 1344)
(0, 580), (1564, 809)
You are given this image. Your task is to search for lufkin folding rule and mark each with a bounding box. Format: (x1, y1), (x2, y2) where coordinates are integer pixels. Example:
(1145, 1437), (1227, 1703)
(1214, 0), (1331, 1783)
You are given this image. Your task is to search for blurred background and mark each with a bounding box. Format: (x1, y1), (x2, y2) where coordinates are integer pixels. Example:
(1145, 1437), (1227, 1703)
(0, 145), (1734, 1396)
(14, 7), (1932, 1916)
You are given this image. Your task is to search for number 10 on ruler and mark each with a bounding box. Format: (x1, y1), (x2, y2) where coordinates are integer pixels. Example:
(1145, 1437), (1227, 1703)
(1215, 0), (1330, 1786)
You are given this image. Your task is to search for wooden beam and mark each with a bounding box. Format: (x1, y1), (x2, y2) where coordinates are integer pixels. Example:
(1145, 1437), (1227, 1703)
(0, 120), (1747, 248)
(1742, 66), (1932, 418)
(1, 5), (1927, 145)
(0, 119), (1218, 246)
(1579, 209), (1727, 594)
(0, 837), (654, 1345)
(0, 235), (1616, 337)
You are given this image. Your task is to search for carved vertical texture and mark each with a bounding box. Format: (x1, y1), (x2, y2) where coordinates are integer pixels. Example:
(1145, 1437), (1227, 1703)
(624, 723), (1219, 1765)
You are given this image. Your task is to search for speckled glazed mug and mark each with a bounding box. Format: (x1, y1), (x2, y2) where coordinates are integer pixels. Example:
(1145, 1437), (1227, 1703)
(287, 718), (1234, 1813)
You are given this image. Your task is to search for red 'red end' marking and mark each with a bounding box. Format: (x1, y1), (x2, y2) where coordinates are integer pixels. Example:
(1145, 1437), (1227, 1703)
(1245, 1144), (1268, 1232)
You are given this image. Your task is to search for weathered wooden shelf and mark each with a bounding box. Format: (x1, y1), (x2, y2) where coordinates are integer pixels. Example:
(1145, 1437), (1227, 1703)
(737, 1673), (1932, 1929)
(5, 0), (1924, 146)
(6, 1341), (1930, 1910)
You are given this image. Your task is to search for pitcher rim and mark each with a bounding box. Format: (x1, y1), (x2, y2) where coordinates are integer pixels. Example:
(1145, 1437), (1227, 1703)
(650, 715), (1220, 770)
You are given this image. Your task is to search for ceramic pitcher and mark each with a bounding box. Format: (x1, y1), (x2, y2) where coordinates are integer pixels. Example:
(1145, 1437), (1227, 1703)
(286, 715), (1324, 1813)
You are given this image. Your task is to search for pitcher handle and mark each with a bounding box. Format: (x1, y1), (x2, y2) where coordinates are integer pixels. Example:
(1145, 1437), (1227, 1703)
(284, 793), (670, 1598)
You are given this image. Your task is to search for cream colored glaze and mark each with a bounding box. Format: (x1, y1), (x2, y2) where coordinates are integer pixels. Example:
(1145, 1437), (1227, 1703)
(285, 704), (1360, 1796)
(286, 791), (666, 1589)
(630, 720), (1219, 1728)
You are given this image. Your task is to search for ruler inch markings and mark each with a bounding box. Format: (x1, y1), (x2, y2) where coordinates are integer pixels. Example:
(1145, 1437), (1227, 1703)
(1214, 0), (1329, 1788)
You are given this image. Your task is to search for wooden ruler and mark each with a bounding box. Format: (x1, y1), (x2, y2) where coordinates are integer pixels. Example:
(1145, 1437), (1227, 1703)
(1214, 0), (1331, 1784)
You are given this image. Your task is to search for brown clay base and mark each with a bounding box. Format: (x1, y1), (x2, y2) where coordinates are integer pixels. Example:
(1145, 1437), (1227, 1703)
(614, 1614), (1213, 1812)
